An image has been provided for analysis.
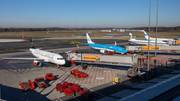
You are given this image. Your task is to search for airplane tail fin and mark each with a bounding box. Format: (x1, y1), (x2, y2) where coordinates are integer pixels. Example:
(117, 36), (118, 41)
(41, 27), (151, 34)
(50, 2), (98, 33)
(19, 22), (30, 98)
(86, 33), (94, 44)
(144, 31), (149, 40)
(30, 37), (35, 49)
(114, 41), (117, 46)
(129, 33), (133, 39)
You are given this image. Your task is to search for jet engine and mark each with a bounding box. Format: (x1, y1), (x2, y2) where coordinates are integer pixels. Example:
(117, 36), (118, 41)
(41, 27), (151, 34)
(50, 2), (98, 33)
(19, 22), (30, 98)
(33, 61), (47, 67)
(100, 50), (105, 53)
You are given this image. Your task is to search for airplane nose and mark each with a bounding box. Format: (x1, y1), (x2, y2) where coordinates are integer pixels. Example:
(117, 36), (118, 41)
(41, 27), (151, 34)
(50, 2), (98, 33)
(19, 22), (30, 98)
(124, 50), (128, 53)
(60, 60), (66, 65)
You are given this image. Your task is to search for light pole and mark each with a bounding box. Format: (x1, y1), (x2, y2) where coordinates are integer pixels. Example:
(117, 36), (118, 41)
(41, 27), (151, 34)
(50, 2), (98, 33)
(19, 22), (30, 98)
(147, 0), (151, 80)
(155, 0), (159, 56)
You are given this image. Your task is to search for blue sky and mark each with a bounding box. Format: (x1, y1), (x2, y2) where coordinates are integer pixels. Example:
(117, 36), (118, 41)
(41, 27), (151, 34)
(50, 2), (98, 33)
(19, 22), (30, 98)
(0, 0), (179, 28)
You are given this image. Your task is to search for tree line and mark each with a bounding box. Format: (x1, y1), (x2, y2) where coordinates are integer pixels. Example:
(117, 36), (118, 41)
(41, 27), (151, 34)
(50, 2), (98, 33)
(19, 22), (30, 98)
(0, 26), (179, 32)
(131, 26), (180, 32)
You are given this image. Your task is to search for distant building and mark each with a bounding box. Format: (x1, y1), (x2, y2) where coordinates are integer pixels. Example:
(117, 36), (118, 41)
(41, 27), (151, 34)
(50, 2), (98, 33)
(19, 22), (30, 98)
(116, 29), (125, 32)
(112, 29), (117, 32)
(101, 30), (111, 32)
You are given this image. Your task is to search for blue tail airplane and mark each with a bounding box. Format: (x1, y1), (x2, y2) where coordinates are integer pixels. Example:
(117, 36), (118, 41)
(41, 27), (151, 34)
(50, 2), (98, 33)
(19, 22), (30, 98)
(86, 33), (128, 54)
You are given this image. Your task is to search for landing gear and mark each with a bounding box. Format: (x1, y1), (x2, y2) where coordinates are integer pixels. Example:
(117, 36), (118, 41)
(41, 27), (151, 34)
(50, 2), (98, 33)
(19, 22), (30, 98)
(57, 65), (65, 71)
(104, 50), (108, 55)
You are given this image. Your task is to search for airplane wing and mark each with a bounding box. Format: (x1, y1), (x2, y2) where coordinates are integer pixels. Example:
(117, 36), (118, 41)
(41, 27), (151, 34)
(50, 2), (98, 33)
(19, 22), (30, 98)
(76, 44), (92, 49)
(65, 50), (73, 53)
(1, 57), (44, 60)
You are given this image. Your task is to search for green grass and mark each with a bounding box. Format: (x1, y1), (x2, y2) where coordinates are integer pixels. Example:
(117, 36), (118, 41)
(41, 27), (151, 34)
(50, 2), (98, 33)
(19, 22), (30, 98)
(0, 30), (179, 38)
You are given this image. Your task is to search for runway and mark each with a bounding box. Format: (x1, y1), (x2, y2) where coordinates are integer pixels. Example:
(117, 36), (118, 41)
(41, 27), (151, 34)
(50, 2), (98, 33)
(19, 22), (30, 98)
(0, 37), (129, 54)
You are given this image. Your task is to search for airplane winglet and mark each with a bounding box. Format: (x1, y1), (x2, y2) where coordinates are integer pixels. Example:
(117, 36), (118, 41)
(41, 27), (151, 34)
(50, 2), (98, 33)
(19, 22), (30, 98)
(30, 37), (35, 49)
(76, 44), (80, 48)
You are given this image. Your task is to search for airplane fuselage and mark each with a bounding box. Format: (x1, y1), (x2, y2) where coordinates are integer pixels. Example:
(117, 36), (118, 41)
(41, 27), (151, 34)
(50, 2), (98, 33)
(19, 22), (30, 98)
(30, 48), (65, 65)
(129, 39), (169, 46)
(88, 43), (127, 53)
(149, 38), (173, 41)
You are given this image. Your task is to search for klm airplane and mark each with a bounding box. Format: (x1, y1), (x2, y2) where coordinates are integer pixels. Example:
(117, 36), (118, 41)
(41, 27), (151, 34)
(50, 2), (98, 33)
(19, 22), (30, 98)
(86, 33), (128, 54)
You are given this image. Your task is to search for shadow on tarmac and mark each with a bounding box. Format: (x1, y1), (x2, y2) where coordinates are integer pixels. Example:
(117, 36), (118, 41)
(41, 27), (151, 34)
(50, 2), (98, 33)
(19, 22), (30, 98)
(1, 84), (50, 101)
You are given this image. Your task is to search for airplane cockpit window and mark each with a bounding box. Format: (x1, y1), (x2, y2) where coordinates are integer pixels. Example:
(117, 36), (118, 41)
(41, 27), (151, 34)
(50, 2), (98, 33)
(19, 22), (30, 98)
(57, 58), (64, 60)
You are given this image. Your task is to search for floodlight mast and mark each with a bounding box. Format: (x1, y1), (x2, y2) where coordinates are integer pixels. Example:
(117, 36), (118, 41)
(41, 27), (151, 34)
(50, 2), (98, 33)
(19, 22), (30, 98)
(147, 0), (151, 80)
(155, 0), (159, 56)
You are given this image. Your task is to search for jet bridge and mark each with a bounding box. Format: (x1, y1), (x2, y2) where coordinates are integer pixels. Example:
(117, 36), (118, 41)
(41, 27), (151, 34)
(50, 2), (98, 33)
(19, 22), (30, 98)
(65, 53), (140, 66)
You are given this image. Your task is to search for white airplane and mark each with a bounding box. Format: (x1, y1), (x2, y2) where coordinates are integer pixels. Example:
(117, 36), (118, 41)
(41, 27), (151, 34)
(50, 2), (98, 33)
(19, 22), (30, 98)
(2, 38), (66, 67)
(144, 31), (174, 41)
(129, 33), (169, 46)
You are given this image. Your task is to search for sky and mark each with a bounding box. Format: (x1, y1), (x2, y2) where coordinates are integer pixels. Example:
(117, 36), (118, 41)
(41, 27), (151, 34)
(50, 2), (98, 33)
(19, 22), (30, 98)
(0, 0), (180, 28)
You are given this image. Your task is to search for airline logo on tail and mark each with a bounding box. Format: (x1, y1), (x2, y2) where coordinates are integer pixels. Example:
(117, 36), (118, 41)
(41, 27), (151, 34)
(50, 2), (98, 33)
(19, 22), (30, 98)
(129, 33), (132, 39)
(144, 31), (149, 40)
(86, 33), (94, 44)
(88, 38), (91, 42)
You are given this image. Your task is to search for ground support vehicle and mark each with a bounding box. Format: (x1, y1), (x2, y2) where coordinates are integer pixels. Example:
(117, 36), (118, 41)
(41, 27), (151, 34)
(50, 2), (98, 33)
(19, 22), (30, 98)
(19, 80), (35, 91)
(70, 69), (88, 78)
(63, 81), (71, 88)
(34, 77), (48, 88)
(56, 83), (66, 93)
(70, 85), (81, 96)
(45, 73), (55, 80)
(81, 90), (103, 100)
(114, 77), (121, 84)
(72, 83), (80, 87)
(81, 90), (92, 100)
(64, 88), (74, 97)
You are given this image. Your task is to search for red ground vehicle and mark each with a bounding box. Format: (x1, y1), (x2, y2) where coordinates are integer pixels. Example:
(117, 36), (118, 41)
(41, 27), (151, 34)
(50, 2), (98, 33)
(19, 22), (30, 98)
(70, 69), (88, 78)
(73, 50), (78, 53)
(34, 77), (48, 88)
(56, 83), (66, 93)
(64, 88), (74, 97)
(63, 81), (71, 88)
(45, 73), (55, 80)
(81, 90), (93, 99)
(81, 90), (101, 100)
(19, 80), (35, 91)
(70, 85), (81, 96)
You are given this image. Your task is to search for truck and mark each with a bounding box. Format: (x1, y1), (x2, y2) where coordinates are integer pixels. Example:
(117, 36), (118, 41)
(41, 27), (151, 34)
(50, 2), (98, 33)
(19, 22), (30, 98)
(64, 88), (74, 97)
(63, 81), (71, 88)
(81, 90), (92, 100)
(19, 80), (35, 91)
(70, 69), (88, 78)
(70, 85), (81, 96)
(81, 90), (102, 100)
(56, 83), (66, 93)
(45, 73), (55, 80)
(34, 77), (48, 88)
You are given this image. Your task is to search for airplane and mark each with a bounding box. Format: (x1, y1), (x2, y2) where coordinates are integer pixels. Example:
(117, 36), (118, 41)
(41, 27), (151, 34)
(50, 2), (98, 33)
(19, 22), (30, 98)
(144, 31), (174, 41)
(2, 38), (66, 67)
(86, 33), (128, 54)
(129, 33), (169, 46)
